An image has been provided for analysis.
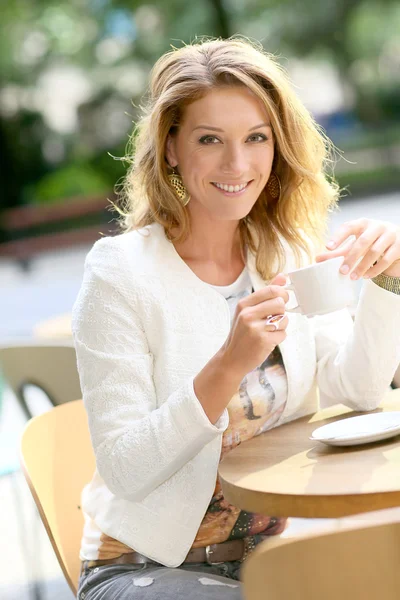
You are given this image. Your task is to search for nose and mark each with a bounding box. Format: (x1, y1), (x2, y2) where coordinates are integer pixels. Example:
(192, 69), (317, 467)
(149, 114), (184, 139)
(220, 143), (248, 176)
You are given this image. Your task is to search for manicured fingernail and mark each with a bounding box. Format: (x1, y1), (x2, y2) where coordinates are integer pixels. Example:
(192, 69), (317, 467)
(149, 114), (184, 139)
(340, 265), (349, 274)
(351, 272), (358, 280)
(326, 241), (335, 248)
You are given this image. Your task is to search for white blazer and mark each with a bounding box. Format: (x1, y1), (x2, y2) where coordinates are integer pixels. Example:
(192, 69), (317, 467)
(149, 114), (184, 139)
(72, 222), (400, 567)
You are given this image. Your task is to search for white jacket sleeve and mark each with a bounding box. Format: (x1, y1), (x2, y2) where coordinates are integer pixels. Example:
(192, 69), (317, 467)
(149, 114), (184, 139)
(72, 239), (228, 502)
(313, 279), (400, 411)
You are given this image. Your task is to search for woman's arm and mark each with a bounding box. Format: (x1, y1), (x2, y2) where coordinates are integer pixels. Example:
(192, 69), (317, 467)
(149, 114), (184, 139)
(72, 238), (228, 503)
(313, 279), (400, 410)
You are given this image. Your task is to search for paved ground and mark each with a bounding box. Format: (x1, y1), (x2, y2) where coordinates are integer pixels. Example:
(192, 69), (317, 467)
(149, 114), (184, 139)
(0, 191), (399, 598)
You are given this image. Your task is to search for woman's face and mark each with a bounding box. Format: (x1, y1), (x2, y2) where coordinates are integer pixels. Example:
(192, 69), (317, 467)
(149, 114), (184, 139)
(166, 86), (275, 223)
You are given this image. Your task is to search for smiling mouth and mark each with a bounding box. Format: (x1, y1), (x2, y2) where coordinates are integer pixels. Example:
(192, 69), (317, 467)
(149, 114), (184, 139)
(211, 181), (252, 193)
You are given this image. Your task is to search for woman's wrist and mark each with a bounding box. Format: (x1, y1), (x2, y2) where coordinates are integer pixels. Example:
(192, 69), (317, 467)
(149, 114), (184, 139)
(194, 349), (245, 425)
(215, 347), (248, 382)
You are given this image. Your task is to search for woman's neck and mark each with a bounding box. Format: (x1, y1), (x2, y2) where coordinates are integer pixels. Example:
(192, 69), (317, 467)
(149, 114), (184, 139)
(175, 216), (243, 261)
(172, 220), (246, 285)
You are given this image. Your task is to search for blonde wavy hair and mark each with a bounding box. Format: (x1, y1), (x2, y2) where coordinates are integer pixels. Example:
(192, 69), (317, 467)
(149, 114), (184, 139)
(116, 37), (340, 280)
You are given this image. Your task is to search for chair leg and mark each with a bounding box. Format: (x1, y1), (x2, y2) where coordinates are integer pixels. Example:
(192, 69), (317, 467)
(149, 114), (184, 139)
(15, 387), (34, 421)
(10, 471), (44, 600)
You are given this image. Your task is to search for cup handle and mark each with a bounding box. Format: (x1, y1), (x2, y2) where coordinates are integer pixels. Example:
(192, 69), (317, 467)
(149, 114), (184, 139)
(284, 282), (302, 313)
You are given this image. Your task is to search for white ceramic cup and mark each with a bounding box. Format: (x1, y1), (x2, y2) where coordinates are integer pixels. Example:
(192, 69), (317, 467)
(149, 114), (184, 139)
(284, 256), (356, 318)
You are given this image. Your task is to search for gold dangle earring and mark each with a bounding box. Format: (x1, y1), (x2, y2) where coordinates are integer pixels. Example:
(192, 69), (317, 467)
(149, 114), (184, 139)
(266, 172), (281, 201)
(168, 167), (190, 206)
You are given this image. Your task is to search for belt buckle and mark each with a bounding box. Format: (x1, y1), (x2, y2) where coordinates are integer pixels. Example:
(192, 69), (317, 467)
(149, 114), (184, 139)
(205, 545), (224, 565)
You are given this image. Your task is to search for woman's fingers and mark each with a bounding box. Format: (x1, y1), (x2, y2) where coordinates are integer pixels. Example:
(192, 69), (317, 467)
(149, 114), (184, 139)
(338, 225), (386, 276)
(238, 297), (286, 326)
(236, 284), (289, 313)
(349, 233), (396, 279)
(265, 314), (289, 333)
(364, 244), (400, 279)
(325, 218), (375, 250)
(269, 272), (287, 286)
(315, 237), (355, 263)
(318, 218), (400, 279)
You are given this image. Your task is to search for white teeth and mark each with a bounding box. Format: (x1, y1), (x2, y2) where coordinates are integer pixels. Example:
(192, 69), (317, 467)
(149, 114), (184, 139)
(214, 182), (248, 192)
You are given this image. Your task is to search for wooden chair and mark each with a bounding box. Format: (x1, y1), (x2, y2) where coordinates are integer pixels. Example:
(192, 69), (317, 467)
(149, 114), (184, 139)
(20, 400), (95, 596)
(242, 510), (400, 600)
(0, 341), (81, 419)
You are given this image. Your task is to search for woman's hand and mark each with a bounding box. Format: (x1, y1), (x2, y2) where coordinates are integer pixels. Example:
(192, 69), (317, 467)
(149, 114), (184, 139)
(315, 218), (400, 279)
(219, 273), (289, 378)
(194, 274), (289, 425)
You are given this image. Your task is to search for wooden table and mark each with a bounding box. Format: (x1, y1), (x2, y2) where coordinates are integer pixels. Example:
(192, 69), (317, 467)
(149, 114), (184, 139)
(33, 312), (72, 339)
(219, 389), (400, 518)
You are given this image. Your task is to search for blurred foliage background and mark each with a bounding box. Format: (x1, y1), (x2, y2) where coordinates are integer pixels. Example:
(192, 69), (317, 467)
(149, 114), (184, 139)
(0, 0), (399, 224)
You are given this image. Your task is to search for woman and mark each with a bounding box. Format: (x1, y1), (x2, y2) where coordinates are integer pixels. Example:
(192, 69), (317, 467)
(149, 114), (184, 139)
(73, 38), (400, 599)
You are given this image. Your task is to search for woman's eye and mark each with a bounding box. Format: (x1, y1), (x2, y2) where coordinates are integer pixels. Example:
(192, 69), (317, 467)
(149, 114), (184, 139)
(199, 135), (220, 144)
(199, 133), (268, 144)
(247, 133), (268, 143)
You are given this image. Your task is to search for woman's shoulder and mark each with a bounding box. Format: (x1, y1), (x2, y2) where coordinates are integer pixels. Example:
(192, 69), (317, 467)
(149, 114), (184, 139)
(74, 225), (167, 320)
(85, 223), (165, 272)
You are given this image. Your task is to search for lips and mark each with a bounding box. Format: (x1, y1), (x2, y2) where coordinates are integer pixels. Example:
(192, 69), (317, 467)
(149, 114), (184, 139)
(212, 181), (251, 193)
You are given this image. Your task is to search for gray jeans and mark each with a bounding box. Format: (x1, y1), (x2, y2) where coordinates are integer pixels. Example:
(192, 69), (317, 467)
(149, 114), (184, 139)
(77, 559), (245, 599)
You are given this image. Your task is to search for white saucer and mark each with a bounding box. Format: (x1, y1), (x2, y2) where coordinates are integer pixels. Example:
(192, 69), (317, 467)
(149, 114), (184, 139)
(310, 412), (400, 447)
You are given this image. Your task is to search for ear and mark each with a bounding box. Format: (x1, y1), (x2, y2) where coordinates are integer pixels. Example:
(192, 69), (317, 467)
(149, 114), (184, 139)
(165, 134), (178, 168)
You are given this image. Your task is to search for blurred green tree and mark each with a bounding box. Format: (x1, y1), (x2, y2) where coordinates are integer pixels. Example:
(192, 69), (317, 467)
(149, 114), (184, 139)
(0, 0), (399, 214)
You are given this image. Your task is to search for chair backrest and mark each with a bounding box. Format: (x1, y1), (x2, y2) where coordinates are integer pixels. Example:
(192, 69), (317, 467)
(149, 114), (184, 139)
(0, 341), (81, 418)
(242, 516), (400, 600)
(20, 399), (95, 595)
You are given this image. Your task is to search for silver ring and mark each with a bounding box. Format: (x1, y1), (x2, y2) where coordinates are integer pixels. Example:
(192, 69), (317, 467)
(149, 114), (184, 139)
(265, 314), (285, 330)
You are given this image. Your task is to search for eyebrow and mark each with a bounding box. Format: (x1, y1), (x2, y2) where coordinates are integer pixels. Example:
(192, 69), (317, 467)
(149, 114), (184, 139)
(192, 122), (272, 132)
